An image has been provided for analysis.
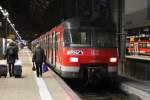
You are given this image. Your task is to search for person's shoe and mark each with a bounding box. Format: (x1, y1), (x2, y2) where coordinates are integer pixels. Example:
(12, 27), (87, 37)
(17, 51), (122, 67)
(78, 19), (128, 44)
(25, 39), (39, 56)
(10, 74), (12, 77)
(40, 75), (42, 77)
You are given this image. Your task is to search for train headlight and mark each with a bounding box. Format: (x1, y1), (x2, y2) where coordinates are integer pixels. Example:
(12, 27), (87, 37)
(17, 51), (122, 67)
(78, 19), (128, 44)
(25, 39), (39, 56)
(70, 57), (78, 62)
(110, 57), (117, 63)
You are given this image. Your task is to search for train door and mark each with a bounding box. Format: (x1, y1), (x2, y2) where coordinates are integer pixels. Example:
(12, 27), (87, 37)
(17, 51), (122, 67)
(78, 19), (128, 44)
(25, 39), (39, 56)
(52, 31), (56, 66)
(47, 35), (50, 60)
(46, 36), (48, 59)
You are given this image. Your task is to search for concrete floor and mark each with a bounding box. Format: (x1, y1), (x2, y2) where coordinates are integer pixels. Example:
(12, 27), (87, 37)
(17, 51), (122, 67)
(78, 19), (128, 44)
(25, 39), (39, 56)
(0, 48), (81, 100)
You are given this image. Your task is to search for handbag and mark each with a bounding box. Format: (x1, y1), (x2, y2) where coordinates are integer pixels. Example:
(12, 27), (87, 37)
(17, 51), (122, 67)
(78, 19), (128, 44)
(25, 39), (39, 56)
(32, 63), (36, 71)
(42, 63), (49, 73)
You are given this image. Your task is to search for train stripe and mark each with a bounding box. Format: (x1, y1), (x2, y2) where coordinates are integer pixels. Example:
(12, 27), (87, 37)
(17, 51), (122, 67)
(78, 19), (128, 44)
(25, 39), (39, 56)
(61, 66), (79, 72)
(56, 63), (79, 72)
(56, 63), (117, 72)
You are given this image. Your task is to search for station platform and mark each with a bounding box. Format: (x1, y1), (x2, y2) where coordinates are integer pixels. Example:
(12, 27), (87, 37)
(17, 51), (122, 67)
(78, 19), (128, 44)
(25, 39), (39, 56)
(0, 48), (81, 100)
(121, 77), (150, 100)
(122, 55), (150, 100)
(126, 55), (150, 61)
(125, 55), (150, 80)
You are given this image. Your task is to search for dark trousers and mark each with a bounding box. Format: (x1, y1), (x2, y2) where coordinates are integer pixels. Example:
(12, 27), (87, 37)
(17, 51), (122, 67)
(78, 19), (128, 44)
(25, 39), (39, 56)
(8, 63), (14, 76)
(35, 63), (42, 77)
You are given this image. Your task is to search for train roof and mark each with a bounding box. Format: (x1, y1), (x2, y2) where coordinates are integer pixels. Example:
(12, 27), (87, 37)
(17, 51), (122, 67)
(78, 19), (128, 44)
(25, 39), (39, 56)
(31, 18), (116, 43)
(61, 18), (116, 31)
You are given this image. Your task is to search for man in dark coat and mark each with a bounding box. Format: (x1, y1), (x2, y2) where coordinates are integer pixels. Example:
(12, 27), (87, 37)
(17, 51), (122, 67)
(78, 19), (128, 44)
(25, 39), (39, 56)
(4, 42), (18, 77)
(32, 44), (46, 77)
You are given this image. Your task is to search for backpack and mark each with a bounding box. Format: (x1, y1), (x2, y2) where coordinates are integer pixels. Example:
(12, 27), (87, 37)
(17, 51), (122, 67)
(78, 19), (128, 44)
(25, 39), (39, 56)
(8, 48), (15, 56)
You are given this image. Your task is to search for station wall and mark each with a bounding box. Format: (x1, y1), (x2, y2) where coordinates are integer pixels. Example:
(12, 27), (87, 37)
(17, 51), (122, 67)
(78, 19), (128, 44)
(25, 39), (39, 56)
(125, 0), (150, 29)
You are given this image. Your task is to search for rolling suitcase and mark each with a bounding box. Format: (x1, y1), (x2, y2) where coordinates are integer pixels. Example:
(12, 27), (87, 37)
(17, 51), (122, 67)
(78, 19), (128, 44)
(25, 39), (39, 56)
(14, 60), (22, 78)
(0, 60), (7, 78)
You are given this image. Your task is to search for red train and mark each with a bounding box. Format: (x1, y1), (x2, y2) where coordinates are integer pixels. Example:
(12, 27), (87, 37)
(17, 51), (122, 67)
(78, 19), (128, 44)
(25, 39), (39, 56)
(31, 18), (119, 81)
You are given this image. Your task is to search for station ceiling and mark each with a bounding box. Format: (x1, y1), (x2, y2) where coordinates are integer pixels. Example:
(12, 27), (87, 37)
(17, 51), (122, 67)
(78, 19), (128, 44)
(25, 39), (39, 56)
(0, 0), (59, 41)
(0, 0), (111, 41)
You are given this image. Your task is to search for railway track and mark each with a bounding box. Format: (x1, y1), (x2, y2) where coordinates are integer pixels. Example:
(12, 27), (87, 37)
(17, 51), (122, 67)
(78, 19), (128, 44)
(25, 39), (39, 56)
(65, 79), (141, 100)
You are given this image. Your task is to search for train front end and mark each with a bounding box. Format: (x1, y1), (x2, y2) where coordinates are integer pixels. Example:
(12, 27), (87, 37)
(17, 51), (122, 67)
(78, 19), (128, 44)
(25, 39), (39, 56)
(61, 19), (119, 80)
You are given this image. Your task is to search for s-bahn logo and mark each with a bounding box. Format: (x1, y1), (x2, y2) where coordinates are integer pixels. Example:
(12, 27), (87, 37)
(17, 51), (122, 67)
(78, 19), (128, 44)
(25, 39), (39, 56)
(67, 50), (83, 55)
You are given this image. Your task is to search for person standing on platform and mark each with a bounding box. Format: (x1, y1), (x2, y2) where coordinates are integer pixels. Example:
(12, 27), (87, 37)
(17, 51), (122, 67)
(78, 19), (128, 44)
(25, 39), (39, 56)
(4, 42), (18, 77)
(32, 44), (46, 77)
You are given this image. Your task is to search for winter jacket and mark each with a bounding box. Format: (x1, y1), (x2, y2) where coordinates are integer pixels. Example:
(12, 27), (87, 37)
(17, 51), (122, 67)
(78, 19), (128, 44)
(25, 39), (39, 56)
(32, 47), (46, 64)
(4, 45), (18, 64)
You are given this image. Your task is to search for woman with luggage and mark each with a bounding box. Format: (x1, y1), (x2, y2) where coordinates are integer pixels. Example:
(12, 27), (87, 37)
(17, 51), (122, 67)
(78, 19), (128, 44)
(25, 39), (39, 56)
(4, 42), (18, 77)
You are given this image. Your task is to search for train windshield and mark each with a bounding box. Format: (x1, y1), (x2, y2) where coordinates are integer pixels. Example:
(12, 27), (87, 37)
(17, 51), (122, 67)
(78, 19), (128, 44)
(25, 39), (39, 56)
(94, 30), (117, 48)
(64, 29), (117, 48)
(64, 29), (92, 47)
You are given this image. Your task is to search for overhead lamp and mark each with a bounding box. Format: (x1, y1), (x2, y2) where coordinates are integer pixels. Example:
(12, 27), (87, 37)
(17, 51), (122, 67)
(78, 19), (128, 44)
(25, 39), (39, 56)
(0, 6), (2, 10)
(1, 10), (4, 13)
(3, 9), (9, 17)
(144, 28), (149, 32)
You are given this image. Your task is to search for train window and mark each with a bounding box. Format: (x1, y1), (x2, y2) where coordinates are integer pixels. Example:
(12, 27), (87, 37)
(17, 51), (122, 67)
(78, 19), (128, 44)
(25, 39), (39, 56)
(81, 32), (87, 44)
(73, 31), (91, 45)
(64, 29), (91, 47)
(94, 31), (117, 48)
(64, 28), (117, 48)
(48, 35), (51, 49)
(55, 34), (58, 49)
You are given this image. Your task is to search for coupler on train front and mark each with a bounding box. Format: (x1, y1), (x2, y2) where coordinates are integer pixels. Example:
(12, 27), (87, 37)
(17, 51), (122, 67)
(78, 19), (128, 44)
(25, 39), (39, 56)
(79, 64), (119, 85)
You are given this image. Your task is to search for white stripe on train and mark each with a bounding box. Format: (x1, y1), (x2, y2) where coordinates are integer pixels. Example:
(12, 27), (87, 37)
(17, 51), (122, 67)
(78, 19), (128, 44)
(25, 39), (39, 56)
(55, 63), (117, 72)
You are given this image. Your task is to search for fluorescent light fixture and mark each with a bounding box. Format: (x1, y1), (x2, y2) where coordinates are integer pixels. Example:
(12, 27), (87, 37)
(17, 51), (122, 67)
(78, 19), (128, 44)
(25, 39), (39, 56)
(0, 6), (2, 10)
(70, 57), (78, 62)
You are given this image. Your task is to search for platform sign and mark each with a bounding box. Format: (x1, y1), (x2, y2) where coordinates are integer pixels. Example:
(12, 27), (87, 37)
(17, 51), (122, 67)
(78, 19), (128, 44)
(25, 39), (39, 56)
(130, 36), (134, 42)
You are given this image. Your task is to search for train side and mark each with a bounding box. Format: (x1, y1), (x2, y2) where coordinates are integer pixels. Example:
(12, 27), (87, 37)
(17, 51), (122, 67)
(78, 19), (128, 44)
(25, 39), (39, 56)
(31, 18), (119, 81)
